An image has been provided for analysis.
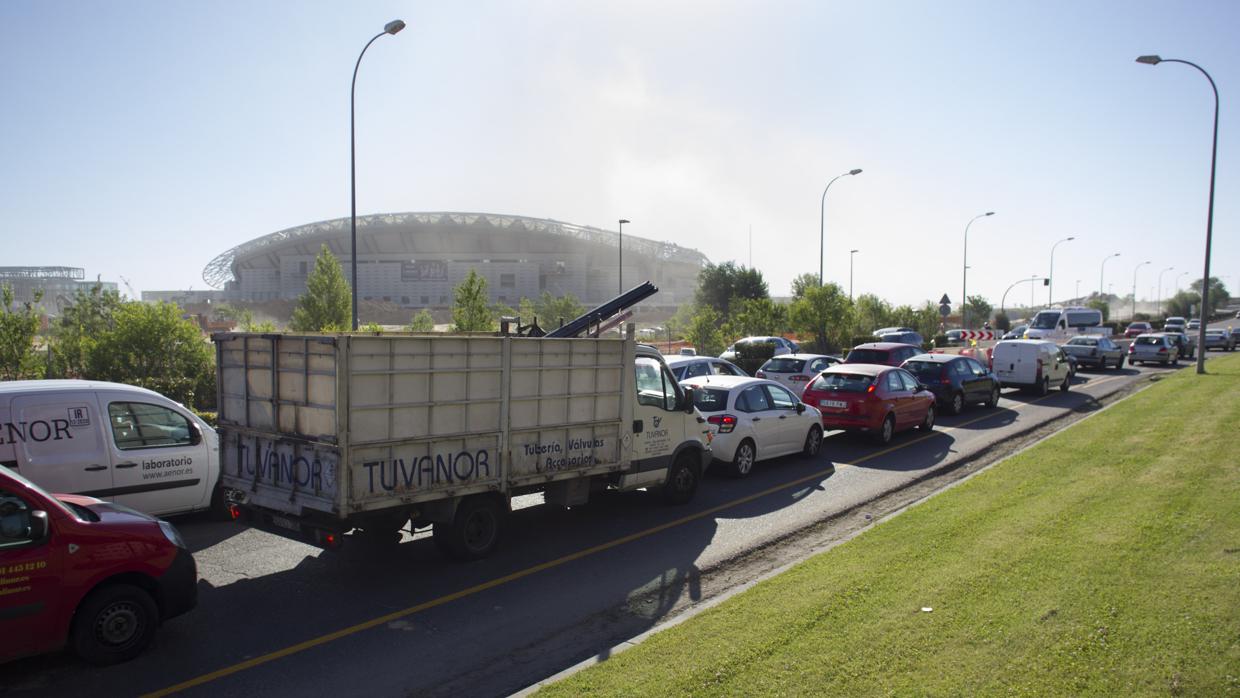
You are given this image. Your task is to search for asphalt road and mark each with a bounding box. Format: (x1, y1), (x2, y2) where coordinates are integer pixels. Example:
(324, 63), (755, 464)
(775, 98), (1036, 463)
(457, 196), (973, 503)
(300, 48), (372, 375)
(1, 346), (1232, 698)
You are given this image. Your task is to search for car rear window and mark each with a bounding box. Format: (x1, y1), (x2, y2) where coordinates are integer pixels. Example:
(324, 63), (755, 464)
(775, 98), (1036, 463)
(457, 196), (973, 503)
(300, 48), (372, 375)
(902, 360), (942, 378)
(689, 388), (730, 413)
(1068, 337), (1097, 346)
(1135, 336), (1161, 346)
(809, 372), (874, 392)
(761, 358), (806, 373)
(845, 349), (889, 363)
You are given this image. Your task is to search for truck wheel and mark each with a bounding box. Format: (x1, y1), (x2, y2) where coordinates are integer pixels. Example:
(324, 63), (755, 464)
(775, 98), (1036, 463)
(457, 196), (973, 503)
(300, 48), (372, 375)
(1036, 377), (1049, 396)
(433, 495), (506, 561)
(802, 426), (823, 458)
(730, 439), (756, 478)
(70, 584), (159, 665)
(661, 452), (701, 505)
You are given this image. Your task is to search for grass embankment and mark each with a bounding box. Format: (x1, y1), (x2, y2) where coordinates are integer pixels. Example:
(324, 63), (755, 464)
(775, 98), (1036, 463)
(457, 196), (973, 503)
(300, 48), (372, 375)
(544, 355), (1240, 696)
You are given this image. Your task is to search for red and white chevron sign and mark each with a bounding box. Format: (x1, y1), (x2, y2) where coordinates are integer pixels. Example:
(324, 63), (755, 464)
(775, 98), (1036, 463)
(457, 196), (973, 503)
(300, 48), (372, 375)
(959, 330), (997, 341)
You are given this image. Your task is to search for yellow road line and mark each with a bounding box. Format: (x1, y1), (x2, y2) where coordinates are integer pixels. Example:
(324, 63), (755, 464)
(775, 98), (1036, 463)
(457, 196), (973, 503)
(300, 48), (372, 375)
(143, 372), (1135, 697)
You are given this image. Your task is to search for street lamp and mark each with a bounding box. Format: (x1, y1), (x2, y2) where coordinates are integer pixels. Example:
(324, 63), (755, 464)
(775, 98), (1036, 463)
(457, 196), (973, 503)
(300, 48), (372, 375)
(1001, 275), (1044, 317)
(1137, 54), (1219, 374)
(1156, 266), (1174, 316)
(1099, 253), (1120, 298)
(1131, 260), (1151, 321)
(849, 249), (859, 301)
(961, 211), (995, 327)
(818, 169), (862, 286)
(617, 219), (630, 295)
(1075, 279), (1081, 300)
(1048, 236), (1075, 305)
(350, 18), (406, 331)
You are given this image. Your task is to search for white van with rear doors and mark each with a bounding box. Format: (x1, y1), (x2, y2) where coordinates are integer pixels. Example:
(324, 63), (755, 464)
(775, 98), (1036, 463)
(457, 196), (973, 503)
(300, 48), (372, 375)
(0, 380), (222, 518)
(991, 340), (1072, 396)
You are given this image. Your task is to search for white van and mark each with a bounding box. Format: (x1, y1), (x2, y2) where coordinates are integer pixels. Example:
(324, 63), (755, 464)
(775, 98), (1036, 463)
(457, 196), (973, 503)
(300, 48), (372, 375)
(1023, 307), (1107, 341)
(0, 380), (222, 518)
(992, 340), (1072, 395)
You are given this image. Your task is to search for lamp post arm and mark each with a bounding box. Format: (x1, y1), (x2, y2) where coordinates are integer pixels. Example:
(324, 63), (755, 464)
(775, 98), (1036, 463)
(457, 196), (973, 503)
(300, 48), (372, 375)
(819, 174), (846, 286)
(349, 30), (387, 331)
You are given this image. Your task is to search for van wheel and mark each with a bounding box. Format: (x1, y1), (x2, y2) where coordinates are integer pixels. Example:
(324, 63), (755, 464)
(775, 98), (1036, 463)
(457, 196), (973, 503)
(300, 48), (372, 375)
(433, 495), (506, 561)
(1036, 377), (1050, 396)
(949, 392), (964, 415)
(662, 452), (701, 504)
(1059, 375), (1070, 392)
(874, 414), (896, 445)
(70, 584), (159, 665)
(802, 426), (823, 458)
(730, 440), (756, 478)
(985, 385), (1000, 408)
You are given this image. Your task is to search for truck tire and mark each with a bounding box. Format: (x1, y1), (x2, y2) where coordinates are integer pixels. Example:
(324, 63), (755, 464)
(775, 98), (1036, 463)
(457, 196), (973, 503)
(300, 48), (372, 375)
(433, 495), (506, 561)
(661, 451), (701, 505)
(70, 583), (159, 665)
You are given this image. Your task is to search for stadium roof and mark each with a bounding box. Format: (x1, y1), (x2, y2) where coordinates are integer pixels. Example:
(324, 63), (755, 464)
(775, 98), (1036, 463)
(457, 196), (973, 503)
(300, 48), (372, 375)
(203, 212), (708, 289)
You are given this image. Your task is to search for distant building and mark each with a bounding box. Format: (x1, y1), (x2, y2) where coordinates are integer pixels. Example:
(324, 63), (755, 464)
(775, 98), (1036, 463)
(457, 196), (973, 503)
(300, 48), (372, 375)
(0, 267), (118, 313)
(198, 212), (709, 308)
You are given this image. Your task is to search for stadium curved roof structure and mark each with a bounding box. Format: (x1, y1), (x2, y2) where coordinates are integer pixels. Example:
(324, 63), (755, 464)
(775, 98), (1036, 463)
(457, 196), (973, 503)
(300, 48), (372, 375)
(203, 212), (708, 289)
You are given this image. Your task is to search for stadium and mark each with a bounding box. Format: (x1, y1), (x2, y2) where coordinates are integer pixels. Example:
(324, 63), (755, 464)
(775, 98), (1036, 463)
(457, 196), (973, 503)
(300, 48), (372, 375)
(199, 212), (707, 310)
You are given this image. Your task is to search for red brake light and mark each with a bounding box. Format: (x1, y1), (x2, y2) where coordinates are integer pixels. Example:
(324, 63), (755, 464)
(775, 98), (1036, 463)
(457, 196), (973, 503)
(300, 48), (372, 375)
(866, 383), (876, 393)
(707, 414), (738, 433)
(790, 374), (810, 382)
(228, 504), (241, 521)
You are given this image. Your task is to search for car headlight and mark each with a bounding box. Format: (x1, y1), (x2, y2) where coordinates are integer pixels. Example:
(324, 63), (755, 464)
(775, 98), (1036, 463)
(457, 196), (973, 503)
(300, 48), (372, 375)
(159, 520), (187, 549)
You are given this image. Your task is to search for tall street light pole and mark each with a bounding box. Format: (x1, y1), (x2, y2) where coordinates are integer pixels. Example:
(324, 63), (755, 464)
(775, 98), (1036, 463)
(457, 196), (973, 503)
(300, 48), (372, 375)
(1000, 276), (1044, 317)
(350, 19), (405, 331)
(1156, 266), (1174, 316)
(819, 169), (862, 286)
(1048, 236), (1075, 305)
(849, 249), (859, 302)
(1099, 253), (1120, 298)
(1075, 280), (1081, 300)
(961, 211), (995, 328)
(1131, 260), (1151, 321)
(1137, 55), (1219, 374)
(617, 219), (630, 295)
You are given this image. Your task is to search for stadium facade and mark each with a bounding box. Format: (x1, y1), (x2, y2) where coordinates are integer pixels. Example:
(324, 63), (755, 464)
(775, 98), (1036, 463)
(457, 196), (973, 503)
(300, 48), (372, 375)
(0, 267), (119, 312)
(197, 212), (708, 308)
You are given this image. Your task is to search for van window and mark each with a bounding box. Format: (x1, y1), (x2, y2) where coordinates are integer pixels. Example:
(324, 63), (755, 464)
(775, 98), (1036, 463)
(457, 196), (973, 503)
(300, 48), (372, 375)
(1029, 310), (1061, 330)
(107, 402), (194, 450)
(0, 490), (37, 548)
(1065, 310), (1103, 328)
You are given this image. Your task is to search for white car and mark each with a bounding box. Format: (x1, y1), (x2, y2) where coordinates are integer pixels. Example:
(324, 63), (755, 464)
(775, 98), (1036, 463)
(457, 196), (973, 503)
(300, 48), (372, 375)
(755, 354), (841, 394)
(665, 355), (748, 380)
(680, 375), (823, 478)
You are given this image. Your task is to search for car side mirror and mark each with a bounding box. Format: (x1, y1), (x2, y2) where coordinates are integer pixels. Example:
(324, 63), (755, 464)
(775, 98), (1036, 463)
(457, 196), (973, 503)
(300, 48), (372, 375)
(917, 383), (929, 392)
(680, 387), (696, 414)
(795, 402), (806, 414)
(28, 510), (49, 540)
(188, 422), (203, 446)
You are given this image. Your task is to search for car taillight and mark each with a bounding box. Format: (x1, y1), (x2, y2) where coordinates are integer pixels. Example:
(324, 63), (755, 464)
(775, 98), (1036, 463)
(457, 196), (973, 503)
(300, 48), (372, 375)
(707, 414), (738, 433)
(1158, 347), (1167, 353)
(940, 366), (951, 384)
(1036, 358), (1044, 381)
(789, 374), (810, 382)
(1128, 344), (1135, 353)
(867, 383), (876, 393)
(756, 370), (766, 378)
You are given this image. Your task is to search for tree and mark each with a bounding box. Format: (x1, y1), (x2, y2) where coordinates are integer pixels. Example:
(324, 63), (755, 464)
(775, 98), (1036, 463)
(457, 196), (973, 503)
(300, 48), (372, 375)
(853, 294), (893, 334)
(789, 282), (853, 353)
(725, 297), (788, 339)
(86, 301), (215, 410)
(1188, 276), (1232, 314)
(408, 309), (435, 332)
(963, 295), (993, 328)
(533, 291), (585, 326)
(289, 245), (351, 332)
(48, 283), (123, 378)
(0, 285), (44, 380)
(992, 310), (1012, 332)
(1164, 292), (1197, 320)
(790, 272), (820, 299)
(1087, 298), (1110, 322)
(452, 269), (493, 332)
(890, 302), (943, 341)
(685, 306), (726, 357)
(694, 262), (768, 316)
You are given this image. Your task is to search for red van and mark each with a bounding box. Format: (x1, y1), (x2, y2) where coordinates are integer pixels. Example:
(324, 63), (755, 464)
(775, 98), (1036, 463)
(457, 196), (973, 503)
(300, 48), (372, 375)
(0, 465), (196, 664)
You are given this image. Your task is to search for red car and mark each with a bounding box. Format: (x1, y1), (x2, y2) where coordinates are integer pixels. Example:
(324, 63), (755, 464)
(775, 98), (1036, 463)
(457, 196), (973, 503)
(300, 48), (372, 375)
(1, 465), (197, 665)
(844, 342), (923, 367)
(801, 364), (936, 444)
(1125, 321), (1152, 338)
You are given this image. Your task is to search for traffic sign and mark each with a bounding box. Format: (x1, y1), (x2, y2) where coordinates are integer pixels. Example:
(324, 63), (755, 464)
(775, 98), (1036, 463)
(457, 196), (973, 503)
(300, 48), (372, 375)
(939, 294), (951, 305)
(939, 303), (951, 317)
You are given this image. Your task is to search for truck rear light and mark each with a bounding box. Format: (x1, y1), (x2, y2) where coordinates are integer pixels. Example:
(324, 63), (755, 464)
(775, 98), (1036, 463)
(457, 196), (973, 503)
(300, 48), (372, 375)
(228, 504), (241, 521)
(707, 414), (738, 433)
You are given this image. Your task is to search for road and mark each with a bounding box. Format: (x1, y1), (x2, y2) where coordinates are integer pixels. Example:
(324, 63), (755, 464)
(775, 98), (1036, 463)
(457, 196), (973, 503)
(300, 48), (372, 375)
(0, 348), (1230, 697)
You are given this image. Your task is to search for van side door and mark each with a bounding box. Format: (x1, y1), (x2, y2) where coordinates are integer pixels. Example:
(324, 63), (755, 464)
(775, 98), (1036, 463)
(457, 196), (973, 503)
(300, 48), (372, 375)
(97, 394), (210, 517)
(8, 395), (112, 498)
(0, 485), (65, 661)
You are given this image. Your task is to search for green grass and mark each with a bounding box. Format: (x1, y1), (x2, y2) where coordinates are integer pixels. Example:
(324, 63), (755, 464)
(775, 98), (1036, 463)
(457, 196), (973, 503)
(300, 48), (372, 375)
(543, 354), (1240, 696)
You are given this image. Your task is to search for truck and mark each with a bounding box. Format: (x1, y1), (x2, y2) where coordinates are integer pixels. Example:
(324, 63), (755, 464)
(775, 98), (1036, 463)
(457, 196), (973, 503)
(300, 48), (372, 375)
(214, 325), (712, 559)
(1021, 306), (1110, 342)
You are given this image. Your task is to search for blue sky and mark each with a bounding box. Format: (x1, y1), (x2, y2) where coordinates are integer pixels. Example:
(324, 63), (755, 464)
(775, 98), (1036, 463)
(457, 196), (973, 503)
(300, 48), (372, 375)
(2, 0), (1236, 308)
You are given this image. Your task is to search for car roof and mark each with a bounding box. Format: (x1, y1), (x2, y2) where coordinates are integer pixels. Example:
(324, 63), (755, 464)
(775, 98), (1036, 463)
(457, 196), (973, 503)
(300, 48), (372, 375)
(823, 363), (890, 376)
(766, 353), (836, 361)
(664, 355), (722, 366)
(902, 353), (960, 363)
(850, 342), (908, 350)
(680, 375), (768, 390)
(0, 379), (168, 399)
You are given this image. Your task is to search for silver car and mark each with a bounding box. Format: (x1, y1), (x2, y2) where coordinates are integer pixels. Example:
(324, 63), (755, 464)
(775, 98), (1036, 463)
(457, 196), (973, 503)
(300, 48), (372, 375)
(1060, 336), (1124, 369)
(1127, 333), (1179, 366)
(665, 355), (748, 380)
(755, 353), (842, 394)
(1203, 329), (1236, 352)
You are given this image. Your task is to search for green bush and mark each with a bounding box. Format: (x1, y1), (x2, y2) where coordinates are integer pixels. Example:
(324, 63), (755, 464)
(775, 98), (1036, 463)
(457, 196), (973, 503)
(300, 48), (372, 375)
(192, 410), (218, 428)
(932, 334), (950, 347)
(849, 335), (874, 349)
(733, 340), (777, 375)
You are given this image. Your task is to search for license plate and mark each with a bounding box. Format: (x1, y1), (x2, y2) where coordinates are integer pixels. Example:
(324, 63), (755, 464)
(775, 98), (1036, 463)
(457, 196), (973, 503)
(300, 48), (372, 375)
(820, 399), (847, 409)
(269, 515), (300, 532)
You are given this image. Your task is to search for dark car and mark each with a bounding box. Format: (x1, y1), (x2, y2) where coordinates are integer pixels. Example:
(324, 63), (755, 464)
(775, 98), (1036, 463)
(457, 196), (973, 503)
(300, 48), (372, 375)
(844, 342), (923, 367)
(1160, 331), (1196, 360)
(901, 354), (1001, 415)
(877, 330), (925, 347)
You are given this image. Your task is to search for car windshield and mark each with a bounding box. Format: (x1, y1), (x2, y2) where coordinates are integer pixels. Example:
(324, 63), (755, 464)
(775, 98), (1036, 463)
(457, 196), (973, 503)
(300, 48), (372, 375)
(689, 388), (730, 413)
(761, 358), (806, 373)
(1129, 323), (1150, 329)
(845, 349), (889, 363)
(809, 372), (874, 392)
(1030, 311), (1060, 329)
(1067, 337), (1097, 346)
(1135, 336), (1162, 346)
(902, 360), (943, 378)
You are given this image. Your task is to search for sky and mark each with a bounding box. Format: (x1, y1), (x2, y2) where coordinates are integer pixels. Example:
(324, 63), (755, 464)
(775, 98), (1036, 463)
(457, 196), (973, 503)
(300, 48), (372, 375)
(2, 0), (1237, 309)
